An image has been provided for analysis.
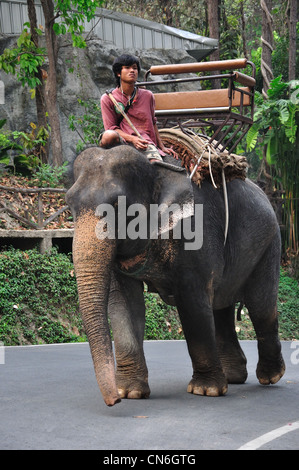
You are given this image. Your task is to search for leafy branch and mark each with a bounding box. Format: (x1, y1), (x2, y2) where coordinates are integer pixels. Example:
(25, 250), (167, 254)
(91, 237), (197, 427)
(247, 76), (299, 163)
(0, 25), (46, 89)
(0, 120), (50, 174)
(68, 98), (104, 152)
(247, 76), (299, 253)
(53, 0), (102, 48)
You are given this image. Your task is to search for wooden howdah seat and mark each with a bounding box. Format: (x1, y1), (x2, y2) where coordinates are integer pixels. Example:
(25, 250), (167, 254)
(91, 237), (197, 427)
(137, 58), (256, 154)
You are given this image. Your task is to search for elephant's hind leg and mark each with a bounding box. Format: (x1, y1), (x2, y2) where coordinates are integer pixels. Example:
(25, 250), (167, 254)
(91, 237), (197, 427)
(214, 305), (248, 384)
(244, 234), (285, 385)
(108, 272), (150, 399)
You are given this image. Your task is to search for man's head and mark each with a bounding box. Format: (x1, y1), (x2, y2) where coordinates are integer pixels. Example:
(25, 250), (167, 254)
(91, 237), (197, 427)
(112, 54), (141, 86)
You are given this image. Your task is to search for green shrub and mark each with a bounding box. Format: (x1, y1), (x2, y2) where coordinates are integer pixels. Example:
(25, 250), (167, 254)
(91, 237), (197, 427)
(277, 268), (299, 340)
(0, 121), (49, 175)
(0, 248), (298, 345)
(0, 247), (84, 345)
(69, 98), (104, 152)
(144, 292), (183, 340)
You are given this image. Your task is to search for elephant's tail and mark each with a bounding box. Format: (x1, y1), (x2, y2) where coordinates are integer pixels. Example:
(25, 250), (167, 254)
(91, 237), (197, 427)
(237, 302), (244, 321)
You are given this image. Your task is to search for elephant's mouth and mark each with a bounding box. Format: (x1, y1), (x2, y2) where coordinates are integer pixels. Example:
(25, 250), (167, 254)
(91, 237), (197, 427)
(117, 248), (149, 276)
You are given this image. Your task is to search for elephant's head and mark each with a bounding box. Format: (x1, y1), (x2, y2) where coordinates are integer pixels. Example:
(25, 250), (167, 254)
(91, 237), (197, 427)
(66, 145), (193, 405)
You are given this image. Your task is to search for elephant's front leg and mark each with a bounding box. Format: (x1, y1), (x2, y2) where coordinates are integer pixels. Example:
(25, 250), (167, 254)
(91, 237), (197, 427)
(175, 276), (228, 397)
(108, 272), (150, 399)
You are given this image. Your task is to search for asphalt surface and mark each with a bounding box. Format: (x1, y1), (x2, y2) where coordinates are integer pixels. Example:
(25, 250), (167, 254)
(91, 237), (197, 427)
(0, 340), (298, 451)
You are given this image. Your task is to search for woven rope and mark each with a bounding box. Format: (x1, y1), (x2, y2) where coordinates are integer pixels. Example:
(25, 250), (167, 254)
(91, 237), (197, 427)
(159, 129), (248, 187)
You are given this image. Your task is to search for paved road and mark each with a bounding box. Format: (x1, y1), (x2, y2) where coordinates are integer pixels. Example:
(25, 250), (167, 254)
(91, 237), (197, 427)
(0, 340), (298, 451)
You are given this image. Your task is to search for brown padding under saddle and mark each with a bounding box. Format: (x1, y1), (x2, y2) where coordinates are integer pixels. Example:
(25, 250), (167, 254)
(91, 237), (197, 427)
(159, 128), (248, 187)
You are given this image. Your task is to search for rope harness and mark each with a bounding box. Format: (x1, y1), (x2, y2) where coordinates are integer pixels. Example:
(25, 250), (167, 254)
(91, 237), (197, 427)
(159, 128), (249, 245)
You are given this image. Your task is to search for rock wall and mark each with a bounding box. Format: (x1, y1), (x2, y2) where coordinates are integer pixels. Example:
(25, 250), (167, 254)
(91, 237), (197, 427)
(0, 34), (197, 163)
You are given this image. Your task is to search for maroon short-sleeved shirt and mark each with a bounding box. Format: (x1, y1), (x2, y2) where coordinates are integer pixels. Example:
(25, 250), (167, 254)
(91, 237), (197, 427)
(100, 87), (160, 149)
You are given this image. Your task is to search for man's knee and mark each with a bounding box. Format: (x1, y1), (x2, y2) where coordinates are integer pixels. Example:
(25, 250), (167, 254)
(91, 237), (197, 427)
(100, 130), (121, 148)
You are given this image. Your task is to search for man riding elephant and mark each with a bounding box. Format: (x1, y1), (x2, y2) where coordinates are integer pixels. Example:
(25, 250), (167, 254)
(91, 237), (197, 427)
(66, 55), (285, 407)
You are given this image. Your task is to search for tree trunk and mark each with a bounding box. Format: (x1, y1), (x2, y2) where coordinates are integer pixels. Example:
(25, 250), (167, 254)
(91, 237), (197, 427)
(240, 0), (248, 59)
(207, 0), (221, 88)
(260, 0), (274, 191)
(27, 0), (48, 163)
(288, 0), (297, 81)
(261, 0), (274, 98)
(40, 0), (63, 166)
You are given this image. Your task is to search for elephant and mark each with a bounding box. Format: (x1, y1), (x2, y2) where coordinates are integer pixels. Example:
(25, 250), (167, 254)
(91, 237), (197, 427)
(66, 144), (285, 407)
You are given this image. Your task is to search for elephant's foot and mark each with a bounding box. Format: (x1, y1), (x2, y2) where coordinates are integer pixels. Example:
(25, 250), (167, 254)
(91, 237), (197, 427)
(218, 349), (248, 384)
(187, 370), (228, 397)
(116, 376), (151, 400)
(256, 355), (285, 385)
(223, 363), (248, 384)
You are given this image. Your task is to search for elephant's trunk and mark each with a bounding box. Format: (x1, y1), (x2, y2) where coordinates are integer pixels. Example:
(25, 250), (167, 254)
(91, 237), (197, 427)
(73, 210), (120, 406)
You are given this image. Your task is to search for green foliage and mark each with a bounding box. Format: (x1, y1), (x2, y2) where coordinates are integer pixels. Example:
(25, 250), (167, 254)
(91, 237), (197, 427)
(144, 293), (183, 340)
(54, 0), (104, 47)
(0, 1), (105, 88)
(246, 77), (299, 253)
(0, 248), (298, 346)
(0, 122), (67, 184)
(233, 267), (299, 341)
(271, 30), (289, 84)
(0, 247), (84, 345)
(0, 247), (184, 345)
(277, 268), (299, 340)
(0, 122), (50, 175)
(0, 25), (45, 89)
(247, 77), (298, 158)
(33, 161), (68, 187)
(249, 31), (298, 93)
(219, 10), (242, 61)
(249, 46), (263, 92)
(0, 119), (23, 165)
(69, 98), (104, 151)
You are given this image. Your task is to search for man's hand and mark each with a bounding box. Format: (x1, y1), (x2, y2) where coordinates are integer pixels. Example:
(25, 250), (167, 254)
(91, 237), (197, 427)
(160, 144), (179, 159)
(130, 135), (149, 150)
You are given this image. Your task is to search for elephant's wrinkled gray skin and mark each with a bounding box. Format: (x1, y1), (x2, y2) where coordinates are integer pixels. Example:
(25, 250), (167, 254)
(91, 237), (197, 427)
(66, 145), (285, 406)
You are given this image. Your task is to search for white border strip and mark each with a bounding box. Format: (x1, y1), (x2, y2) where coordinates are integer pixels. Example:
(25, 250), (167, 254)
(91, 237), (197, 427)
(238, 421), (299, 450)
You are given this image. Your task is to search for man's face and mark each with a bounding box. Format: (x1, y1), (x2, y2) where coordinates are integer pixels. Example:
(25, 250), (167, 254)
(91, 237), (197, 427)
(119, 63), (139, 84)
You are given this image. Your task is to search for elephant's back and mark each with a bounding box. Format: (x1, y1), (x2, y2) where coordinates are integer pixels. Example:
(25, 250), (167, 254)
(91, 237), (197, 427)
(224, 177), (279, 249)
(227, 178), (277, 221)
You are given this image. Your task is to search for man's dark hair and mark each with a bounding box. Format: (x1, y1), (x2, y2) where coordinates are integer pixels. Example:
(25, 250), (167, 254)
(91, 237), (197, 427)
(112, 54), (141, 86)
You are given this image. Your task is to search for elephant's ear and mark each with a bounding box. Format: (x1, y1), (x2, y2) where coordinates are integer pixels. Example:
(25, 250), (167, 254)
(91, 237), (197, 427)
(65, 176), (83, 219)
(153, 166), (194, 238)
(65, 149), (111, 217)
